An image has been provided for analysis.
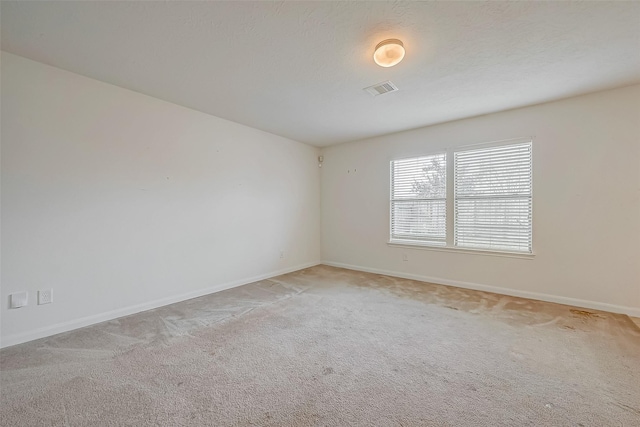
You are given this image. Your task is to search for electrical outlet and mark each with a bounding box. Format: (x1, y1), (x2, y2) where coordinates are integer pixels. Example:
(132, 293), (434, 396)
(402, 253), (408, 262)
(280, 250), (284, 259)
(38, 289), (53, 305)
(10, 291), (28, 308)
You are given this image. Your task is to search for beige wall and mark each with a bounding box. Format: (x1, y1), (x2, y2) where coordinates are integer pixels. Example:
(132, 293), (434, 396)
(1, 52), (321, 346)
(321, 85), (640, 315)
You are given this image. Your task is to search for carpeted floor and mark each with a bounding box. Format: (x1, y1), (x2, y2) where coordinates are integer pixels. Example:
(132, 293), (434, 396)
(1, 265), (639, 426)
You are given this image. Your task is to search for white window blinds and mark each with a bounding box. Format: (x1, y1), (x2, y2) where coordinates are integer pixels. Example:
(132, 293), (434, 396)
(391, 153), (446, 245)
(454, 142), (532, 253)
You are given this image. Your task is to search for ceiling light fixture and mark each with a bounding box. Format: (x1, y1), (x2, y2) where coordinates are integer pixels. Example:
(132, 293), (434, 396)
(373, 39), (405, 67)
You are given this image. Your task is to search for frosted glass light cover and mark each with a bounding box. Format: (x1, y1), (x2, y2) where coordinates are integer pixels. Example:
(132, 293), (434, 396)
(373, 39), (405, 67)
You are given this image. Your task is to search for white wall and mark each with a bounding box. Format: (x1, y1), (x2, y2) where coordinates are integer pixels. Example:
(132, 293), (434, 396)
(321, 85), (640, 315)
(2, 51), (639, 349)
(1, 52), (321, 347)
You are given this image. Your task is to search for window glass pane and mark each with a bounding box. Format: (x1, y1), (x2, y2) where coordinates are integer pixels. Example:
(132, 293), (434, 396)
(392, 154), (446, 200)
(455, 198), (532, 252)
(391, 199), (446, 244)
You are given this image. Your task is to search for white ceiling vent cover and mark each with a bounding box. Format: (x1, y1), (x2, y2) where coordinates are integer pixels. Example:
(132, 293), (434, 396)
(364, 80), (399, 96)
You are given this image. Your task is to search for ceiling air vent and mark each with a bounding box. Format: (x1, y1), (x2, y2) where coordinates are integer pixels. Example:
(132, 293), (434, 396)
(364, 80), (399, 96)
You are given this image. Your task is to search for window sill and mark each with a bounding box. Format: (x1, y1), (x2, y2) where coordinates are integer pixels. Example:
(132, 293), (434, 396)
(387, 240), (535, 259)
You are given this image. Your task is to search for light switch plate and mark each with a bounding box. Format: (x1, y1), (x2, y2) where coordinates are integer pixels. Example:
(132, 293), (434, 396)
(38, 289), (53, 305)
(10, 291), (28, 308)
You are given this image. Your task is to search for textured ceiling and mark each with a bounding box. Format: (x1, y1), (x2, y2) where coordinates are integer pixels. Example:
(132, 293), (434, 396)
(2, 1), (640, 146)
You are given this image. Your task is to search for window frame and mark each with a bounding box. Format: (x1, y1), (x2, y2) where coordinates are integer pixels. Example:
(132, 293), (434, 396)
(388, 137), (534, 259)
(389, 152), (448, 246)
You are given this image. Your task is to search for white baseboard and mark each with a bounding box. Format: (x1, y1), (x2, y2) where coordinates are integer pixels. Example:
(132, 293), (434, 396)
(0, 261), (321, 349)
(322, 261), (640, 317)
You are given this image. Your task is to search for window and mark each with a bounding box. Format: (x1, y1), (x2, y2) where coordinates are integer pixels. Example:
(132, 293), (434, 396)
(390, 139), (533, 255)
(455, 142), (532, 253)
(390, 153), (446, 246)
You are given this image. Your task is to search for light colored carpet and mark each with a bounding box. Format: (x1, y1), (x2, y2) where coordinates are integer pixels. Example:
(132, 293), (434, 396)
(1, 265), (639, 426)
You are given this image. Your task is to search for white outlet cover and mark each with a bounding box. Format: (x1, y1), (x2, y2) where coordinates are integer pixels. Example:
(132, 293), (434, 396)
(38, 289), (53, 305)
(10, 291), (28, 308)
